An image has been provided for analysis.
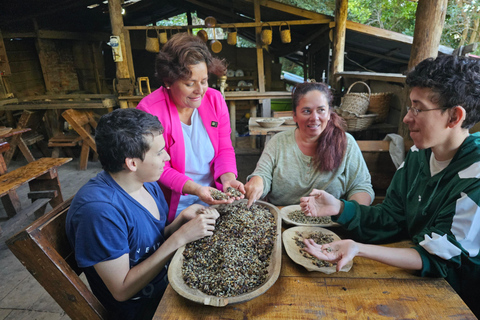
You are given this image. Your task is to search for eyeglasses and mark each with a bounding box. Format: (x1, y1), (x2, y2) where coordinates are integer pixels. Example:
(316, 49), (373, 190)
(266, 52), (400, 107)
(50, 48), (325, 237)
(406, 106), (444, 116)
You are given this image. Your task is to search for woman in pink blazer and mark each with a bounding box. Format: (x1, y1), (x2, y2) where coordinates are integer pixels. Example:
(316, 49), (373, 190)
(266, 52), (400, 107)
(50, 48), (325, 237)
(137, 33), (245, 222)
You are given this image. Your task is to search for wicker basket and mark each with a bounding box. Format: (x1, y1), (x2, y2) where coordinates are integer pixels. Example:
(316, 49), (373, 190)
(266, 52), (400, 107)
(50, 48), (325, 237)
(339, 81), (371, 116)
(342, 113), (378, 132)
(368, 92), (393, 123)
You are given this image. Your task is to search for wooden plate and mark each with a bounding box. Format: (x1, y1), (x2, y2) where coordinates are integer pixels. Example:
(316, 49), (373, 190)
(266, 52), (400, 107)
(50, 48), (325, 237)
(168, 199), (282, 307)
(280, 205), (340, 227)
(283, 226), (352, 274)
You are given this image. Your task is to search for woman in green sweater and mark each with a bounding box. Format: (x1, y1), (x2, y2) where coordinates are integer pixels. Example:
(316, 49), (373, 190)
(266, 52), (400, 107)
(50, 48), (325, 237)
(245, 82), (374, 207)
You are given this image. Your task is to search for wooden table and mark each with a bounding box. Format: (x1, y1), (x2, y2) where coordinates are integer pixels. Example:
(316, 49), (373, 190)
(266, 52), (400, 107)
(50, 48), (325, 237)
(154, 237), (476, 319)
(0, 157), (72, 219)
(225, 91), (291, 146)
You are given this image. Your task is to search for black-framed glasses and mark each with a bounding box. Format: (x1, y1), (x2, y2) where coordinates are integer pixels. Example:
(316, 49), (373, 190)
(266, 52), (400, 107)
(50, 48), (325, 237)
(406, 106), (444, 116)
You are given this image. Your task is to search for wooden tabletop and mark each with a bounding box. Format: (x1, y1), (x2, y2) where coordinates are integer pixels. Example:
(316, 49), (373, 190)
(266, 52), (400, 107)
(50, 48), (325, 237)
(154, 234), (476, 319)
(0, 128), (31, 139)
(248, 117), (296, 136)
(0, 157), (72, 196)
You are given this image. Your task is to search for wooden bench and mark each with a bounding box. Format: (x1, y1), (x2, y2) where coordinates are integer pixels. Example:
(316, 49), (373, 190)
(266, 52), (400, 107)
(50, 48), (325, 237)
(6, 198), (108, 320)
(61, 109), (98, 170)
(0, 157), (72, 219)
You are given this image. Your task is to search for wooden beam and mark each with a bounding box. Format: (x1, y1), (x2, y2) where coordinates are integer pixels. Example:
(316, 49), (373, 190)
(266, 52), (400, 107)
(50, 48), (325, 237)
(254, 0), (265, 94)
(36, 30), (109, 42)
(124, 19), (332, 30)
(2, 32), (37, 38)
(330, 0), (348, 90)
(0, 102), (109, 111)
(108, 0), (131, 109)
(245, 0), (331, 20)
(342, 21), (414, 44)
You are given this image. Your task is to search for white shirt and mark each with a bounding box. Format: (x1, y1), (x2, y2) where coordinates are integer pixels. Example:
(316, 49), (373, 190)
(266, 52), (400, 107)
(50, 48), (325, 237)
(430, 153), (452, 176)
(176, 109), (215, 217)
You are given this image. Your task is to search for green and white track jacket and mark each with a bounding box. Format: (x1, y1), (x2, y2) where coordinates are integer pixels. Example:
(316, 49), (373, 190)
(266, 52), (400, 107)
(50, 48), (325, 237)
(335, 132), (480, 313)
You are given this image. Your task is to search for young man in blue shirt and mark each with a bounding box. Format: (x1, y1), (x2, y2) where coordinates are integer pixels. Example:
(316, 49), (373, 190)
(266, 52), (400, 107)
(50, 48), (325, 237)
(66, 108), (219, 319)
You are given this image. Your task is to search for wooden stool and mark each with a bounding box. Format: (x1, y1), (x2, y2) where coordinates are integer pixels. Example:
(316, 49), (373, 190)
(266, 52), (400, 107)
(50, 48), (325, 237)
(48, 133), (82, 158)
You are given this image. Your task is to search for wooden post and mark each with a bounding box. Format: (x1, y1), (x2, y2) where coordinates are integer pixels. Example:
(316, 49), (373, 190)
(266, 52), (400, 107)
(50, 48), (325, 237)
(330, 0), (348, 92)
(254, 0), (270, 125)
(254, 0), (266, 93)
(399, 0), (448, 138)
(108, 0), (131, 109)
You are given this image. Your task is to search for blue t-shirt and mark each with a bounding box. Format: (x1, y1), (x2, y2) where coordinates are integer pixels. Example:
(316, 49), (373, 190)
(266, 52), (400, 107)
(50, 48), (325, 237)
(66, 171), (169, 319)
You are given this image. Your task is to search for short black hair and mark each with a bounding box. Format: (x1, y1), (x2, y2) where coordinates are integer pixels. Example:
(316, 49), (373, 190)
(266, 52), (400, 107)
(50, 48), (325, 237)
(406, 55), (480, 129)
(95, 108), (164, 173)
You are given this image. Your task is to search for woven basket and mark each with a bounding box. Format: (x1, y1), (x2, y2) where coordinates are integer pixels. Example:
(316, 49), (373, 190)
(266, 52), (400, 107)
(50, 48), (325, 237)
(368, 92), (393, 123)
(339, 81), (371, 116)
(342, 113), (377, 132)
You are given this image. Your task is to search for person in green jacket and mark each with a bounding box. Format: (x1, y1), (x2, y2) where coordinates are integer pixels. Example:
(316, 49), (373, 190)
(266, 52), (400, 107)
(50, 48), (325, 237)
(300, 54), (480, 317)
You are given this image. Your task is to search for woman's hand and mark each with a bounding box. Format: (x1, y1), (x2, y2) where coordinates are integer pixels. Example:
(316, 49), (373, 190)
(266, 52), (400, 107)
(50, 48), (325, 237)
(195, 186), (235, 205)
(222, 179), (245, 200)
(177, 208), (220, 243)
(303, 239), (359, 272)
(300, 189), (343, 217)
(244, 176), (264, 207)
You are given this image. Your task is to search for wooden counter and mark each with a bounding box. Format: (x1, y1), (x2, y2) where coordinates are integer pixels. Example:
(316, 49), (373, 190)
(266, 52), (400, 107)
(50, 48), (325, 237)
(154, 238), (476, 319)
(225, 91), (291, 146)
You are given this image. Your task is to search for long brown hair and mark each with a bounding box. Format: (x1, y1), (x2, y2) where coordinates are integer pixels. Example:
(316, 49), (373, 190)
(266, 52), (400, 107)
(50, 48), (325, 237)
(292, 82), (347, 172)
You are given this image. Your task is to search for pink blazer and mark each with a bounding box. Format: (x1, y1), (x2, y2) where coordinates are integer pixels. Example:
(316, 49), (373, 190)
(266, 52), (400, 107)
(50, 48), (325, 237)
(137, 87), (238, 222)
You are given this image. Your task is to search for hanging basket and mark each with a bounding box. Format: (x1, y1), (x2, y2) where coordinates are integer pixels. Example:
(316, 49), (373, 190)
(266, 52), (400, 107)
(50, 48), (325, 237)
(368, 92), (393, 123)
(145, 27), (160, 53)
(279, 21), (291, 44)
(158, 29), (168, 44)
(227, 25), (237, 45)
(261, 23), (273, 45)
(339, 81), (371, 116)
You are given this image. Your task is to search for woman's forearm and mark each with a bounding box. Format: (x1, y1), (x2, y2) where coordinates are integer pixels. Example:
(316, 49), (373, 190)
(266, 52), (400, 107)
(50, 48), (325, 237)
(348, 192), (372, 206)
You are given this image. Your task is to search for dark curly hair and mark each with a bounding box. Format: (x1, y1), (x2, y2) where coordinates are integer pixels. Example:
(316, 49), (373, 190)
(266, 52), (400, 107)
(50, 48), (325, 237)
(155, 32), (227, 86)
(95, 108), (164, 173)
(406, 55), (480, 129)
(292, 82), (347, 172)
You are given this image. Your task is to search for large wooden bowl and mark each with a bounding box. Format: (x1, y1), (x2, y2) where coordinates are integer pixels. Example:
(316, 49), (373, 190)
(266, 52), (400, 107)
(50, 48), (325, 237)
(168, 199), (282, 307)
